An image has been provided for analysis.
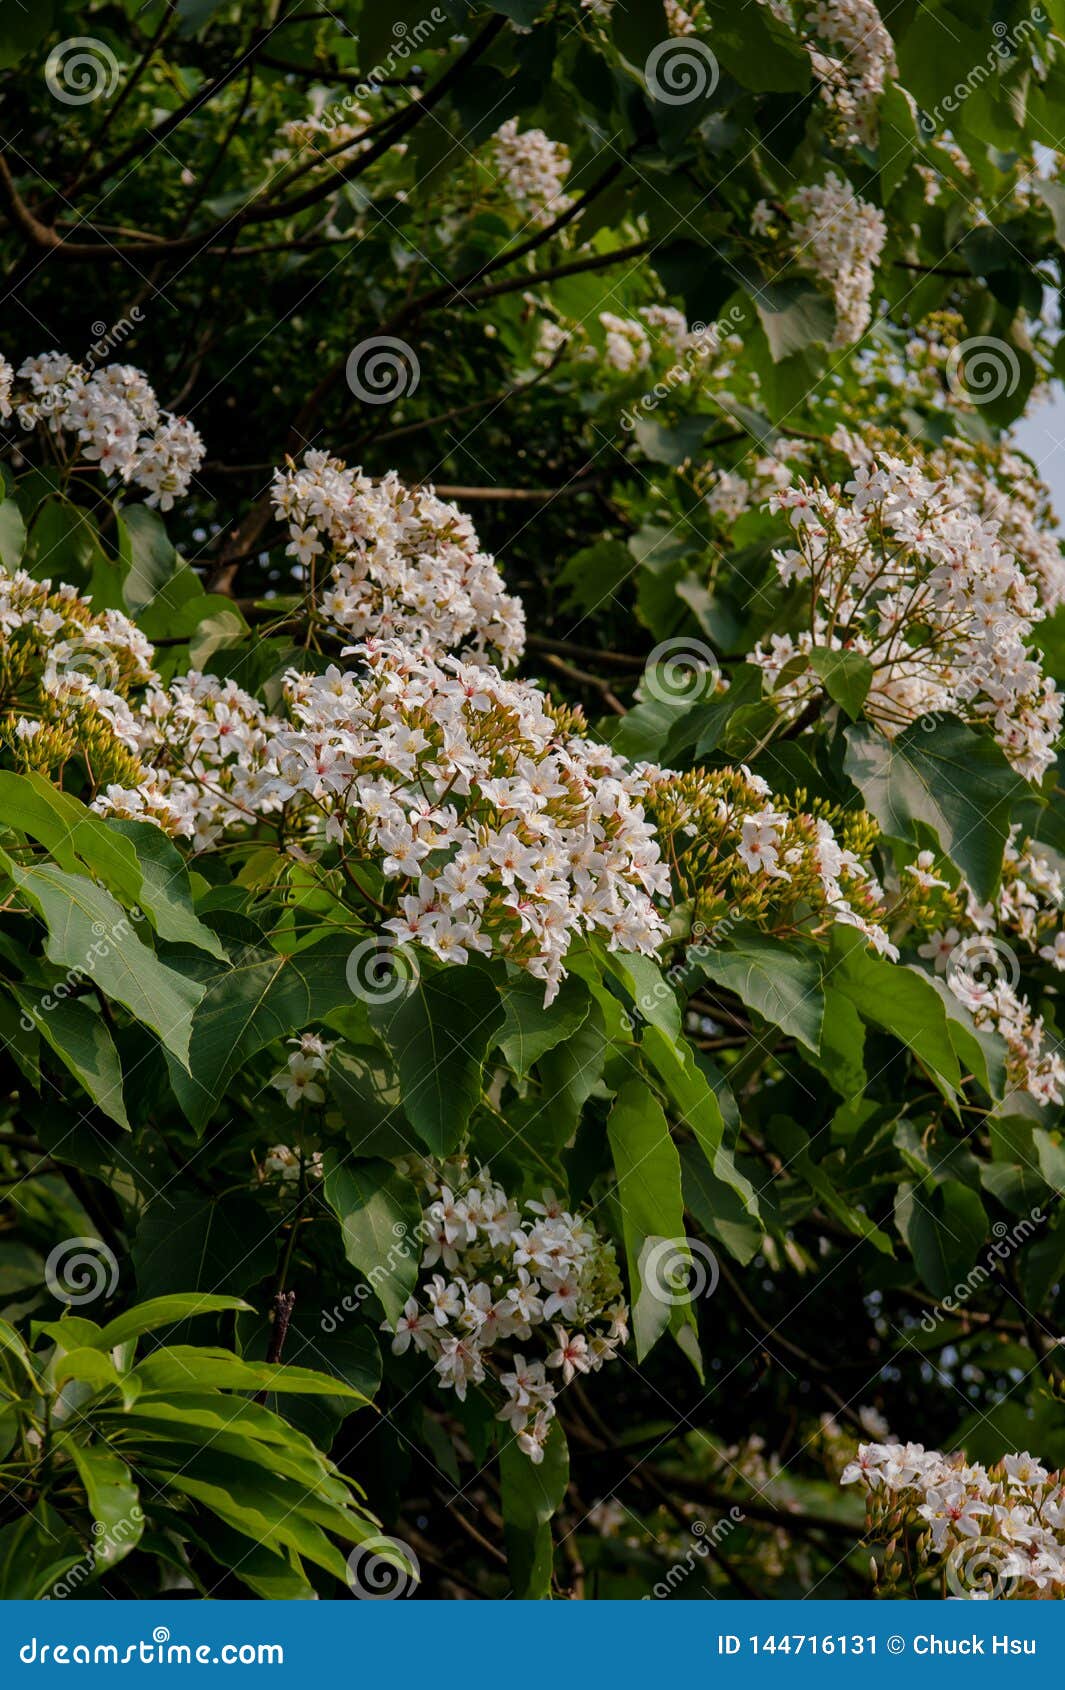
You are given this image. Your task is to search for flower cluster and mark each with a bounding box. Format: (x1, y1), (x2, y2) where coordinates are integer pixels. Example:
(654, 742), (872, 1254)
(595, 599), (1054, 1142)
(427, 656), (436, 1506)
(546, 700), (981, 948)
(274, 643), (670, 1000)
(646, 764), (896, 956)
(96, 669), (282, 850)
(844, 1440), (1065, 1597)
(598, 312), (651, 376)
(909, 831), (1065, 1106)
(925, 435), (1065, 614)
(385, 1158), (627, 1462)
(754, 174), (886, 347)
(272, 98), (373, 169)
(664, 0), (704, 31)
(489, 120), (572, 228)
(0, 567), (157, 791)
(271, 453), (525, 666)
(703, 441), (808, 528)
(751, 436), (1063, 780)
(3, 352), (204, 510)
(799, 0), (897, 146)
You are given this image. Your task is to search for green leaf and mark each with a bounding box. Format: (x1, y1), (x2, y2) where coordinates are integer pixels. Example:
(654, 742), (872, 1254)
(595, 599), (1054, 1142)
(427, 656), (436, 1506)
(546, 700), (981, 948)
(160, 1466), (355, 1580)
(749, 278), (836, 362)
(878, 81), (920, 201)
(12, 986), (129, 1128)
(52, 1345), (131, 1396)
(131, 1347), (371, 1401)
(95, 1294), (251, 1350)
(497, 971), (589, 1076)
(844, 716), (1027, 902)
(65, 1444), (143, 1569)
(808, 647), (874, 720)
(805, 988), (867, 1099)
(0, 771), (143, 899)
(606, 1079), (690, 1360)
(499, 1418), (569, 1598)
(0, 493), (26, 568)
(632, 415), (716, 466)
(105, 820), (225, 957)
(830, 926), (962, 1101)
(536, 1000), (611, 1148)
(0, 773), (221, 957)
(603, 950), (682, 1042)
(681, 1143), (762, 1266)
(372, 964), (505, 1156)
(322, 1155), (422, 1325)
(640, 1025), (759, 1218)
(116, 504), (181, 614)
(557, 540), (633, 615)
(770, 1118), (894, 1254)
(170, 928), (360, 1131)
(0, 1512), (83, 1600)
(690, 931), (825, 1052)
(131, 1194), (276, 1300)
(895, 1178), (988, 1300)
(1, 855), (203, 1065)
(704, 0), (810, 89)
